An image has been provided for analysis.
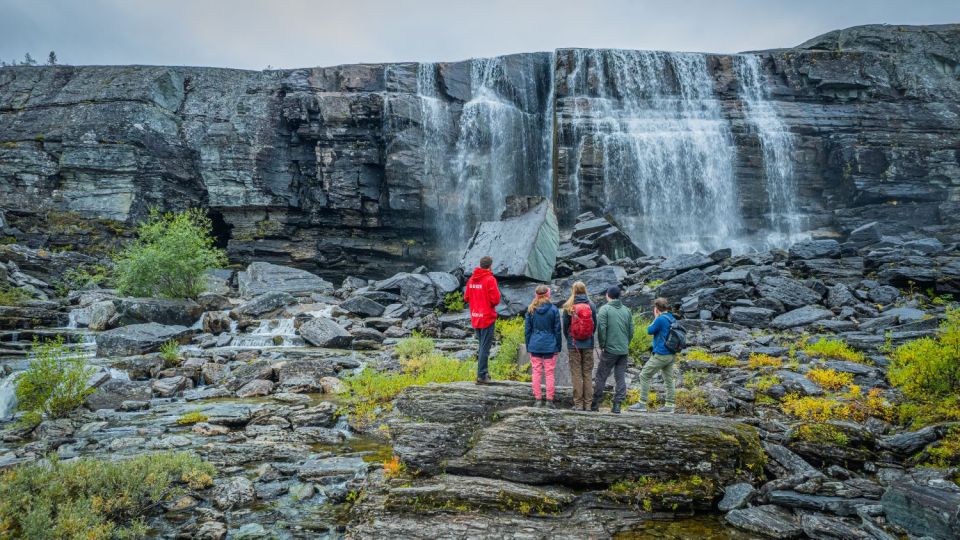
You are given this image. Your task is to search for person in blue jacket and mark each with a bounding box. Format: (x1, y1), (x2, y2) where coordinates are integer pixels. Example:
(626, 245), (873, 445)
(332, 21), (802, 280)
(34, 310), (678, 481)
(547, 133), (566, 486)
(629, 297), (678, 413)
(524, 284), (562, 408)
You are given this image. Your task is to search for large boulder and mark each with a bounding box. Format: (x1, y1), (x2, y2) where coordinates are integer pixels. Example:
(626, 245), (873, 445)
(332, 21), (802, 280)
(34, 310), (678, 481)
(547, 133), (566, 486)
(96, 323), (193, 357)
(554, 266), (626, 299)
(237, 262), (334, 298)
(882, 476), (960, 540)
(570, 213), (644, 260)
(230, 291), (295, 318)
(373, 273), (439, 307)
(757, 276), (823, 310)
(459, 199), (559, 282)
(115, 297), (203, 327)
(655, 269), (715, 302)
(85, 379), (152, 410)
(771, 306), (834, 329)
(788, 239), (841, 260)
(299, 317), (353, 348)
(340, 295), (386, 317)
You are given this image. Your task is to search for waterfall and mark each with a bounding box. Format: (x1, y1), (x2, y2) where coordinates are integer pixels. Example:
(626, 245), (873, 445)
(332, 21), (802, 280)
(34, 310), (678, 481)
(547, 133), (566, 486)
(562, 49), (744, 255)
(735, 55), (804, 246)
(0, 372), (19, 420)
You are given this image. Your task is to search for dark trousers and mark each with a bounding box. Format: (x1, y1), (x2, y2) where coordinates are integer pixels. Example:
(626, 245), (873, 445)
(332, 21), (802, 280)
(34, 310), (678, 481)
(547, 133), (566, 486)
(591, 350), (628, 406)
(475, 321), (496, 379)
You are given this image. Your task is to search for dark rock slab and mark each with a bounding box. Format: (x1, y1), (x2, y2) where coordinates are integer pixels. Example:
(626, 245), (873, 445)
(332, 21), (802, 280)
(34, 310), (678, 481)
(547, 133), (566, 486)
(758, 276), (823, 311)
(96, 323), (192, 357)
(728, 306), (775, 327)
(767, 490), (876, 517)
(85, 379), (152, 410)
(771, 306), (834, 329)
(459, 200), (559, 282)
(231, 291), (295, 318)
(881, 478), (960, 540)
(789, 239), (841, 260)
(374, 272), (440, 307)
(725, 505), (803, 539)
(718, 482), (757, 511)
(341, 295), (386, 317)
(299, 317), (353, 348)
(656, 269), (715, 302)
(238, 262), (333, 298)
(116, 297), (203, 326)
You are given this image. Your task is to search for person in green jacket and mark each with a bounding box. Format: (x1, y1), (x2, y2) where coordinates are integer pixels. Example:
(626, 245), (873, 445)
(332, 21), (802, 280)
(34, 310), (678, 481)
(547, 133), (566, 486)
(590, 286), (634, 414)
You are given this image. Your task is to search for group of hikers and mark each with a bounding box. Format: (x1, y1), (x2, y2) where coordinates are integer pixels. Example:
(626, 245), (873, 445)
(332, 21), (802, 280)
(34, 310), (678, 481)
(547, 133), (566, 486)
(463, 256), (682, 414)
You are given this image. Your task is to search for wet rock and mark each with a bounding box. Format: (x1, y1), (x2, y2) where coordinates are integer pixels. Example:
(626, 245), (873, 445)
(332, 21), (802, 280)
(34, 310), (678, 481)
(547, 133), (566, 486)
(237, 262), (333, 298)
(212, 476), (256, 509)
(847, 222), (882, 248)
(341, 295), (386, 317)
(299, 317), (354, 348)
(116, 297), (203, 327)
(236, 379), (274, 398)
(789, 239), (841, 260)
(881, 477), (960, 540)
(570, 213), (644, 260)
(555, 266), (627, 299)
(758, 276), (823, 311)
(96, 323), (193, 357)
(459, 199), (559, 282)
(202, 310), (232, 335)
(763, 442), (823, 478)
(320, 376), (346, 394)
(767, 490), (876, 516)
(385, 474), (575, 514)
(298, 456), (366, 485)
(799, 513), (873, 540)
(87, 300), (117, 331)
(151, 375), (192, 398)
(202, 403), (258, 427)
(655, 268), (715, 301)
(728, 306), (775, 327)
(878, 425), (945, 455)
(725, 505), (803, 539)
(289, 401), (338, 428)
(374, 272), (441, 307)
(771, 306), (834, 329)
(427, 272), (460, 295)
(86, 379), (152, 410)
(718, 482), (757, 511)
(660, 253), (715, 272)
(194, 521), (227, 540)
(197, 292), (232, 312)
(230, 291), (295, 318)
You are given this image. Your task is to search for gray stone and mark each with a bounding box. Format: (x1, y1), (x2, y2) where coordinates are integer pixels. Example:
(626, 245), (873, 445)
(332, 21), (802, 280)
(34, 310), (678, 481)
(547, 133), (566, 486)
(725, 505), (803, 539)
(86, 379), (153, 410)
(231, 291), (295, 318)
(718, 482), (757, 511)
(660, 253), (714, 272)
(212, 476), (255, 509)
(728, 306), (775, 327)
(298, 456), (366, 485)
(882, 479), (960, 540)
(655, 268), (715, 301)
(151, 375), (192, 397)
(459, 199), (559, 282)
(374, 272), (440, 307)
(758, 276), (823, 311)
(236, 379), (274, 398)
(341, 295), (386, 317)
(96, 323), (192, 357)
(789, 239), (841, 260)
(771, 306), (834, 329)
(87, 300), (117, 331)
(238, 262), (333, 298)
(299, 317), (353, 348)
(116, 297), (203, 326)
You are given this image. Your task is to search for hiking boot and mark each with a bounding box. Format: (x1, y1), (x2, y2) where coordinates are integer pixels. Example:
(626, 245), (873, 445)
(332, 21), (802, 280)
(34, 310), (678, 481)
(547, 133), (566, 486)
(533, 400), (544, 408)
(657, 404), (676, 414)
(544, 401), (555, 409)
(611, 402), (622, 414)
(627, 403), (648, 413)
(589, 401), (600, 412)
(475, 376), (492, 385)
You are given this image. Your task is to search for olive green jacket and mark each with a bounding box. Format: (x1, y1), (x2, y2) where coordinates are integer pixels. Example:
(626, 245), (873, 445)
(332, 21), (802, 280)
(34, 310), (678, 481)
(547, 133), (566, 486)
(597, 299), (634, 355)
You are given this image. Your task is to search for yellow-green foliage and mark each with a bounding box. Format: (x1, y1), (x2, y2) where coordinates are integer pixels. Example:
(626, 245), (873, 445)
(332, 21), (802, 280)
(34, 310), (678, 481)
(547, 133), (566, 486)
(16, 337), (94, 427)
(748, 353), (782, 369)
(925, 425), (960, 468)
(675, 389), (714, 415)
(608, 475), (717, 512)
(344, 354), (475, 428)
(781, 388), (892, 424)
(628, 314), (653, 365)
(442, 291), (465, 312)
(159, 339), (182, 367)
(0, 283), (31, 306)
(176, 411), (208, 425)
(794, 423), (849, 446)
(890, 309), (960, 401)
(897, 395), (960, 430)
(113, 209), (227, 299)
(682, 369), (708, 389)
(394, 333), (435, 360)
(0, 452), (214, 540)
(492, 317), (529, 381)
(806, 368), (854, 391)
(684, 349), (738, 367)
(747, 374), (782, 394)
(802, 338), (868, 364)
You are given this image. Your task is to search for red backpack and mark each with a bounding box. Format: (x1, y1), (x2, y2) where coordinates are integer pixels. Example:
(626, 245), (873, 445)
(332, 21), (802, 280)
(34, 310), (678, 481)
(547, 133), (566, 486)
(569, 303), (595, 341)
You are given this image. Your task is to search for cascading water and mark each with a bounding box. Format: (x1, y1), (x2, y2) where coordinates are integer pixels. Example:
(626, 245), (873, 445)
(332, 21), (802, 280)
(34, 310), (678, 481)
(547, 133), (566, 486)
(0, 372), (19, 420)
(735, 54), (805, 246)
(562, 49), (744, 255)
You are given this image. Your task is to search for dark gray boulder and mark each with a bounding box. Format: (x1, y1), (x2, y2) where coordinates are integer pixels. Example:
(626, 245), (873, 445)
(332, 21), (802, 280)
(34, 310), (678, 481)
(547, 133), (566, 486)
(725, 505), (803, 539)
(299, 317), (353, 348)
(789, 239), (841, 260)
(660, 253), (714, 272)
(847, 222), (882, 247)
(772, 306), (834, 329)
(374, 272), (440, 307)
(238, 262), (334, 298)
(554, 266), (626, 298)
(96, 323), (192, 357)
(85, 379), (152, 410)
(757, 276), (823, 311)
(340, 295), (386, 317)
(426, 272), (460, 295)
(718, 482), (757, 511)
(728, 306), (775, 327)
(459, 200), (559, 282)
(767, 490), (876, 516)
(656, 268), (715, 302)
(231, 291), (295, 318)
(116, 297), (203, 327)
(878, 425), (945, 456)
(881, 478), (960, 540)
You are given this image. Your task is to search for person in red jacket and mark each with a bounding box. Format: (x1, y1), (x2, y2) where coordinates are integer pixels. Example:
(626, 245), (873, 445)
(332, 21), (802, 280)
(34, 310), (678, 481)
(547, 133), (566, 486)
(464, 255), (501, 384)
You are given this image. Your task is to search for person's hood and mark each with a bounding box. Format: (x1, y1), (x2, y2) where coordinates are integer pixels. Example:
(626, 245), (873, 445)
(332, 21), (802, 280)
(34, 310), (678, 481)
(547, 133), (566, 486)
(534, 304), (553, 315)
(573, 294), (590, 304)
(470, 267), (493, 280)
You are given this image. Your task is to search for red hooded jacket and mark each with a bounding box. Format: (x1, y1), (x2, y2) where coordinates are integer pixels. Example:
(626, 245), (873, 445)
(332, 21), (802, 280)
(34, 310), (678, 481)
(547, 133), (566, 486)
(464, 267), (501, 329)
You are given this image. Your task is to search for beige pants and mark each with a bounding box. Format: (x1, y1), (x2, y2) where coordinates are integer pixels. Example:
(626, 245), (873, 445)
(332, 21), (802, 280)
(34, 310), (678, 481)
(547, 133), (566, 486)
(568, 347), (595, 409)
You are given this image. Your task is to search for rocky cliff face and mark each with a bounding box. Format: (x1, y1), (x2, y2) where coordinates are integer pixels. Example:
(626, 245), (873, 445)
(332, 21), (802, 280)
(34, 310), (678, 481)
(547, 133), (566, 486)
(1, 24), (958, 278)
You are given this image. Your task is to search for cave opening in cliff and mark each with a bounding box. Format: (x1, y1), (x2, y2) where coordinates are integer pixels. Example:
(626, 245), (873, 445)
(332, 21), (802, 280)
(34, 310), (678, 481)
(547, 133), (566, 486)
(207, 209), (233, 249)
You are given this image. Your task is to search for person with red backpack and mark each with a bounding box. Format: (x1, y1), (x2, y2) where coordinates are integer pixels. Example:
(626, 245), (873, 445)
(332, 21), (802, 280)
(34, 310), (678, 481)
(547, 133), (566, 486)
(463, 255), (501, 384)
(561, 281), (598, 410)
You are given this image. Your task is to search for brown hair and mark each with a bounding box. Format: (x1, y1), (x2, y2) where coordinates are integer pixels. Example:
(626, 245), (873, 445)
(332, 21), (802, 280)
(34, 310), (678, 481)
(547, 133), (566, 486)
(479, 256), (493, 269)
(653, 297), (671, 312)
(527, 285), (551, 314)
(562, 281), (588, 315)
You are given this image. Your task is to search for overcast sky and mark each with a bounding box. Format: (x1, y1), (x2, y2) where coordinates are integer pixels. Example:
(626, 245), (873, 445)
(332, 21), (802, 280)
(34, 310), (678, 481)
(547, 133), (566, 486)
(2, 0), (958, 70)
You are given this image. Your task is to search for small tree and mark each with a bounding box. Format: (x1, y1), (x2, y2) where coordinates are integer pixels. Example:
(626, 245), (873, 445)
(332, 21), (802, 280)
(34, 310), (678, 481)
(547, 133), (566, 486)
(113, 209), (227, 299)
(21, 53), (36, 66)
(16, 337), (94, 426)
(47, 51), (57, 65)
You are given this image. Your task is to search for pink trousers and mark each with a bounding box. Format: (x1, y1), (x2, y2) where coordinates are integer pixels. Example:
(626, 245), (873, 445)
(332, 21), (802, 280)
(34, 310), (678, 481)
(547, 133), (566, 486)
(530, 354), (557, 401)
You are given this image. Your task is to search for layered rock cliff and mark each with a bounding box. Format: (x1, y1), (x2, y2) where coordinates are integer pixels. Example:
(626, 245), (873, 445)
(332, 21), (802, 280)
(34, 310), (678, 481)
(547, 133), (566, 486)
(1, 24), (958, 278)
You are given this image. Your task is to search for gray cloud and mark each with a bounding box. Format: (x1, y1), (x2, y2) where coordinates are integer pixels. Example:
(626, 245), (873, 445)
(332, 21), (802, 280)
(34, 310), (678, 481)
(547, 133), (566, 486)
(1, 0), (958, 69)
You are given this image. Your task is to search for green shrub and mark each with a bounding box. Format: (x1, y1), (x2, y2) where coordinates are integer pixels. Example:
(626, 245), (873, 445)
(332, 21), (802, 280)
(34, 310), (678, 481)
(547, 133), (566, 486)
(56, 264), (110, 295)
(394, 332), (435, 360)
(0, 283), (31, 306)
(16, 337), (94, 426)
(801, 338), (868, 364)
(628, 314), (653, 365)
(0, 451), (214, 540)
(925, 425), (960, 468)
(491, 317), (529, 381)
(442, 291), (465, 312)
(890, 309), (960, 402)
(159, 340), (182, 367)
(113, 209), (227, 299)
(176, 410), (208, 425)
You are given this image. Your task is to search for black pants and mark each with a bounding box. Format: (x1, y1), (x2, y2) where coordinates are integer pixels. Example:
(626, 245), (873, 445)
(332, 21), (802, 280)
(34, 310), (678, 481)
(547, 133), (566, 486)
(475, 321), (496, 379)
(591, 350), (628, 405)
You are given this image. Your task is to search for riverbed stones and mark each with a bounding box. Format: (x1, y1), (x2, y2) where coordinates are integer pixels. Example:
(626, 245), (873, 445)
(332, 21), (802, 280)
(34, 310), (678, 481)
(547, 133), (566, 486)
(96, 323), (193, 357)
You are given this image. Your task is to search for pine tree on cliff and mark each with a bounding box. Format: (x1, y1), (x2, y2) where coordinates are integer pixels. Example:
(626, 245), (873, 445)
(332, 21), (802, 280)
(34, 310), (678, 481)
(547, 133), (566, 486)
(47, 51), (57, 65)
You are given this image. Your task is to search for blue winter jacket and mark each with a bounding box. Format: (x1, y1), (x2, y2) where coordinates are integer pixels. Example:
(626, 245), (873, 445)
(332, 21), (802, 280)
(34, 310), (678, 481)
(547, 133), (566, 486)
(647, 312), (676, 355)
(524, 303), (563, 356)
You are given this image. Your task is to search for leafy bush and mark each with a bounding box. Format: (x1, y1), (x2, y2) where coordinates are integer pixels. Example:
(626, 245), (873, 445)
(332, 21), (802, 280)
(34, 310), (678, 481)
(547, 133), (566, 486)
(747, 374), (782, 394)
(925, 425), (960, 468)
(794, 423), (849, 446)
(0, 451), (214, 540)
(889, 309), (960, 401)
(0, 283), (31, 306)
(491, 317), (529, 381)
(394, 332), (435, 360)
(159, 340), (182, 367)
(113, 209), (227, 299)
(442, 291), (465, 312)
(176, 410), (208, 425)
(781, 388), (892, 424)
(801, 338), (868, 364)
(16, 337), (94, 426)
(748, 353), (782, 369)
(896, 395), (960, 429)
(55, 264), (110, 296)
(806, 368), (854, 391)
(628, 314), (653, 365)
(675, 389), (713, 415)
